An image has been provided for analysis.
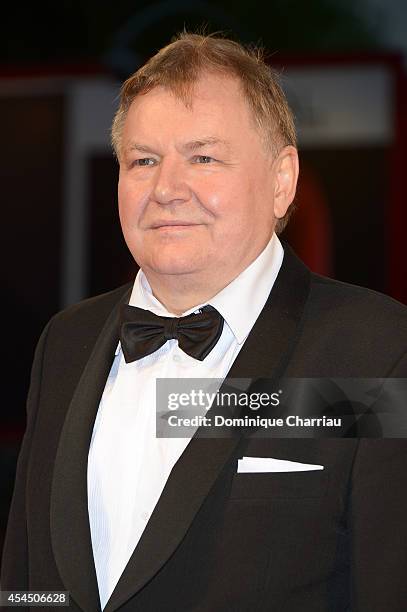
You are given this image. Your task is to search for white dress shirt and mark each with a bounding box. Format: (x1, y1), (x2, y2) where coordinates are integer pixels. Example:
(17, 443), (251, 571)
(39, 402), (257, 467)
(87, 233), (284, 609)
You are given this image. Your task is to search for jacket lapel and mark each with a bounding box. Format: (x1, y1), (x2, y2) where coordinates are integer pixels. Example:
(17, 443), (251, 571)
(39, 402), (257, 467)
(50, 288), (131, 612)
(50, 243), (311, 612)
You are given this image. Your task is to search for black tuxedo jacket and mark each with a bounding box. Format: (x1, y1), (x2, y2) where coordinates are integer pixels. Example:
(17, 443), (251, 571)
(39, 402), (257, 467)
(2, 244), (407, 612)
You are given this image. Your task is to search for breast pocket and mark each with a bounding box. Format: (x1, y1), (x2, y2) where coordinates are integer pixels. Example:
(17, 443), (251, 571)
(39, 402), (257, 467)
(229, 470), (329, 500)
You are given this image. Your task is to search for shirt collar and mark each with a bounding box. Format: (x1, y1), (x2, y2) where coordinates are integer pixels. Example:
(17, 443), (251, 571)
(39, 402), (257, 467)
(122, 233), (283, 350)
(203, 233), (283, 343)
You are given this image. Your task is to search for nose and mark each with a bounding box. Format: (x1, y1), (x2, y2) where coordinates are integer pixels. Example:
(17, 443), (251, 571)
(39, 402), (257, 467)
(152, 157), (191, 205)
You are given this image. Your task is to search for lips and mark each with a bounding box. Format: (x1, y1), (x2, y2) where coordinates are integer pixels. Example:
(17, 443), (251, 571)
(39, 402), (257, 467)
(150, 221), (200, 229)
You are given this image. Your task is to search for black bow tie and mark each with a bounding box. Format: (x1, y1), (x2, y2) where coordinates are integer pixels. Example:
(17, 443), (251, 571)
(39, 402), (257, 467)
(119, 304), (224, 363)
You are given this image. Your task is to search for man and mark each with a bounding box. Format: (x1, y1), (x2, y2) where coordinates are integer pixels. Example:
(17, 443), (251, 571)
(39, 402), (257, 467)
(2, 32), (407, 612)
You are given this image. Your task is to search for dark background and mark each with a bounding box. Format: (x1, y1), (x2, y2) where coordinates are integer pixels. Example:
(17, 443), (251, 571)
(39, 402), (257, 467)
(1, 0), (407, 558)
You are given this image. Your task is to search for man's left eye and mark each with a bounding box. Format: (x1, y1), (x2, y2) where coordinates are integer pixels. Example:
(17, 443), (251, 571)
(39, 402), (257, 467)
(192, 155), (214, 164)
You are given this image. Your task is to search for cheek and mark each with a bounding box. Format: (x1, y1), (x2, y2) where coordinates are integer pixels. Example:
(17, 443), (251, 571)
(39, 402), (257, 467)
(207, 183), (254, 229)
(195, 175), (249, 218)
(118, 179), (146, 227)
(193, 175), (224, 212)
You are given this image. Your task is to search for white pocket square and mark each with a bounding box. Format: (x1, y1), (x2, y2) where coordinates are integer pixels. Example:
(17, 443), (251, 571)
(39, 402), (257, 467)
(237, 457), (324, 473)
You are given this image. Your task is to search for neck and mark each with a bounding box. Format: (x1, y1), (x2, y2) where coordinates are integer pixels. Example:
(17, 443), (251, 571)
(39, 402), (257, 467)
(142, 270), (231, 316)
(141, 234), (275, 316)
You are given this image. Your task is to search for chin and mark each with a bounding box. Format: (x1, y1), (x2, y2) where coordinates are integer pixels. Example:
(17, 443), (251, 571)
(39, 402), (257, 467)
(138, 253), (206, 276)
(149, 262), (202, 276)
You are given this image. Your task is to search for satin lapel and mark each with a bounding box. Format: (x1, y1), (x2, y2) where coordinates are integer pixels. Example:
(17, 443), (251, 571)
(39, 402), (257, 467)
(50, 286), (132, 612)
(104, 243), (312, 612)
(225, 241), (312, 379)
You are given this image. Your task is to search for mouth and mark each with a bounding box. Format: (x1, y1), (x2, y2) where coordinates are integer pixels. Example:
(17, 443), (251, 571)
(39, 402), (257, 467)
(155, 225), (197, 230)
(150, 221), (202, 230)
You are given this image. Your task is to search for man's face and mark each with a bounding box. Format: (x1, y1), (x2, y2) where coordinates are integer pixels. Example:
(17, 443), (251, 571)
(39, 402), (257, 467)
(118, 72), (288, 285)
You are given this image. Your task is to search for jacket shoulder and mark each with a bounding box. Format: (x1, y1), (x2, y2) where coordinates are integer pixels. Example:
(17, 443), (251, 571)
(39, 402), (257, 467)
(47, 283), (132, 342)
(55, 283), (131, 320)
(284, 272), (407, 376)
(310, 273), (407, 324)
(306, 273), (407, 362)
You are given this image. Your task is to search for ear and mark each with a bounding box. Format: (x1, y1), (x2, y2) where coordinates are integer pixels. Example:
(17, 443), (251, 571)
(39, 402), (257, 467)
(272, 146), (299, 219)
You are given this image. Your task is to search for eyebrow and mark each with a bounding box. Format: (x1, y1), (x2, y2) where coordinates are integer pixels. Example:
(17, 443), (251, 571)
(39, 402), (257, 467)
(126, 137), (231, 155)
(182, 137), (231, 152)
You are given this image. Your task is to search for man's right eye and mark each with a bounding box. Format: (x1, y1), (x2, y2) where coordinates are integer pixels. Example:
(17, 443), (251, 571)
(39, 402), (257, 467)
(132, 158), (156, 167)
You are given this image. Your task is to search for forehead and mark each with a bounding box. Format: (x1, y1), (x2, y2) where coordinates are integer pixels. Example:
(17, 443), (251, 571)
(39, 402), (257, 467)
(122, 73), (257, 144)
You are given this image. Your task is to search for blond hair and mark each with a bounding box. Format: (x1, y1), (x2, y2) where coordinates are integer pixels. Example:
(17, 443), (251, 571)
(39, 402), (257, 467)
(111, 32), (297, 233)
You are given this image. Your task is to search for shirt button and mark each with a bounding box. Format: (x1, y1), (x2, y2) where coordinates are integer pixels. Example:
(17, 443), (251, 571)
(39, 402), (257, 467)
(173, 353), (182, 363)
(141, 511), (149, 521)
